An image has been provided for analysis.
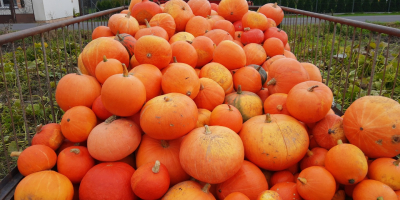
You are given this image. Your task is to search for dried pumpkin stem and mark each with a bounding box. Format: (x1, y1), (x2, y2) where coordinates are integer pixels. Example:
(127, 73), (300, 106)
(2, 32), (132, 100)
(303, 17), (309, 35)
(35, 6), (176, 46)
(152, 160), (161, 173)
(265, 113), (272, 123)
(244, 27), (250, 31)
(173, 56), (178, 63)
(186, 40), (192, 44)
(202, 183), (211, 193)
(164, 96), (170, 102)
(377, 197), (384, 200)
(35, 124), (43, 133)
(144, 19), (151, 28)
(70, 148), (80, 154)
(160, 140), (169, 148)
(75, 67), (82, 75)
(105, 115), (117, 124)
(267, 78), (276, 86)
(103, 55), (108, 62)
(10, 151), (21, 157)
(204, 125), (212, 135)
(306, 149), (313, 157)
(228, 104), (233, 111)
(273, 2), (278, 7)
(122, 64), (129, 77)
(337, 139), (343, 145)
(307, 85), (319, 92)
(125, 11), (131, 18)
(298, 177), (307, 185)
(186, 91), (192, 96)
(393, 158), (400, 166)
(237, 85), (243, 94)
(276, 105), (283, 111)
(200, 83), (205, 90)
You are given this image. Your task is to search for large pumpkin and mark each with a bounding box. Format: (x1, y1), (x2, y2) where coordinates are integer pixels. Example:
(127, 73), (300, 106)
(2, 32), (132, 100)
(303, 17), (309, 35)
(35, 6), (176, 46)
(186, 16), (212, 37)
(192, 36), (215, 67)
(225, 85), (263, 122)
(197, 108), (211, 128)
(87, 117), (142, 161)
(130, 0), (162, 25)
(312, 114), (347, 149)
(61, 106), (97, 143)
(31, 123), (63, 150)
(162, 62), (200, 99)
(233, 66), (262, 93)
(57, 146), (95, 184)
(301, 62), (322, 82)
(193, 78), (225, 111)
(218, 0), (248, 22)
(149, 13), (176, 38)
(214, 40), (246, 70)
(134, 19), (169, 40)
(14, 145), (57, 176)
(204, 29), (233, 45)
(188, 0), (211, 17)
(129, 64), (162, 101)
(239, 114), (309, 170)
(162, 181), (216, 200)
(95, 56), (123, 84)
(163, 0), (194, 32)
(263, 93), (290, 115)
(368, 158), (400, 191)
(200, 62), (233, 94)
(209, 104), (243, 133)
(134, 35), (172, 69)
(263, 37), (284, 57)
(242, 11), (268, 31)
(170, 41), (198, 68)
(296, 166), (336, 200)
(108, 12), (140, 36)
(140, 93), (198, 140)
(353, 180), (398, 200)
(243, 43), (267, 66)
(180, 125), (244, 184)
(343, 96), (400, 158)
(241, 28), (264, 45)
(261, 55), (285, 72)
(258, 3), (284, 25)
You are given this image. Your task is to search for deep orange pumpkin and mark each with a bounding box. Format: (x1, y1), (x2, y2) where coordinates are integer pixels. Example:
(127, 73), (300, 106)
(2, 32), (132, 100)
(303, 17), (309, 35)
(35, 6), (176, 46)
(242, 11), (268, 31)
(263, 27), (288, 46)
(108, 12), (140, 36)
(92, 26), (114, 40)
(233, 66), (262, 93)
(134, 35), (172, 69)
(225, 85), (263, 121)
(296, 166), (336, 200)
(263, 37), (284, 57)
(130, 55), (140, 68)
(257, 87), (269, 104)
(271, 182), (301, 200)
(224, 192), (250, 200)
(193, 78), (225, 111)
(257, 190), (282, 200)
(204, 29), (233, 45)
(57, 146), (95, 184)
(170, 41), (198, 68)
(218, 0), (248, 22)
(234, 31), (242, 42)
(207, 14), (225, 27)
(163, 0), (194, 32)
(149, 13), (176, 38)
(212, 20), (235, 37)
(61, 106), (97, 142)
(211, 3), (218, 11)
(312, 114), (347, 149)
(270, 171), (294, 187)
(353, 179), (398, 200)
(95, 56), (123, 84)
(197, 108), (211, 128)
(214, 40), (246, 70)
(191, 36), (215, 67)
(200, 62), (233, 94)
(135, 19), (169, 40)
(31, 123), (63, 150)
(114, 33), (137, 58)
(301, 62), (322, 82)
(284, 50), (297, 60)
(233, 20), (243, 31)
(263, 93), (290, 115)
(243, 43), (267, 66)
(368, 158), (400, 191)
(188, 0), (211, 17)
(14, 145), (57, 176)
(162, 62), (200, 99)
(241, 28), (264, 45)
(91, 95), (113, 121)
(57, 139), (87, 155)
(130, 0), (162, 25)
(186, 16), (212, 37)
(300, 147), (328, 170)
(258, 3), (284, 25)
(261, 55), (285, 72)
(129, 64), (162, 102)
(162, 181), (216, 199)
(209, 104), (243, 133)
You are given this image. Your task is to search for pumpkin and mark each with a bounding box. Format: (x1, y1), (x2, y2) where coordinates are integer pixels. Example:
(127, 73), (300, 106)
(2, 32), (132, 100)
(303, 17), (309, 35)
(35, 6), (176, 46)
(129, 64), (162, 101)
(162, 181), (216, 200)
(135, 19), (169, 40)
(284, 43), (291, 51)
(211, 3), (218, 11)
(224, 192), (250, 200)
(395, 190), (400, 200)
(192, 36), (215, 67)
(233, 20), (243, 31)
(343, 96), (400, 158)
(239, 114), (309, 170)
(180, 125), (244, 184)
(257, 87), (270, 103)
(95, 56), (123, 84)
(61, 106), (97, 142)
(284, 50), (297, 60)
(225, 85), (263, 121)
(169, 32), (195, 44)
(113, 154), (136, 168)
(57, 146), (95, 184)
(163, 0), (194, 32)
(212, 20), (235, 37)
(200, 62), (233, 94)
(131, 160), (170, 199)
(204, 29), (233, 45)
(241, 28), (264, 45)
(353, 179), (398, 200)
(263, 27), (288, 46)
(31, 123), (63, 150)
(263, 37), (284, 57)
(207, 14), (225, 27)
(140, 93), (198, 140)
(325, 140), (368, 185)
(188, 0), (211, 17)
(162, 62), (200, 98)
(130, 55), (140, 68)
(214, 40), (246, 70)
(209, 104), (243, 133)
(312, 114), (347, 149)
(114, 33), (137, 58)
(134, 35), (172, 69)
(197, 108), (211, 128)
(92, 26), (114, 40)
(233, 66), (262, 93)
(270, 182), (301, 200)
(149, 13), (176, 38)
(368, 158), (400, 190)
(186, 16), (212, 37)
(195, 68), (201, 77)
(15, 171), (74, 200)
(257, 190), (282, 200)
(91, 95), (113, 121)
(130, 0), (162, 25)
(243, 43), (267, 66)
(266, 18), (277, 28)
(286, 162), (300, 175)
(57, 139), (87, 154)
(218, 0), (248, 22)
(129, 0), (142, 12)
(296, 166), (336, 200)
(261, 55), (285, 72)
(87, 117), (141, 161)
(301, 62), (322, 82)
(80, 162), (137, 200)
(247, 64), (267, 85)
(108, 12), (140, 36)
(263, 93), (290, 115)
(242, 11), (268, 31)
(234, 31), (242, 42)
(170, 41), (198, 68)
(13, 145), (57, 176)
(300, 147), (328, 170)
(258, 3), (284, 25)
(270, 171), (294, 187)
(309, 135), (320, 149)
(194, 78), (225, 111)
(78, 53), (89, 75)
(216, 160), (268, 199)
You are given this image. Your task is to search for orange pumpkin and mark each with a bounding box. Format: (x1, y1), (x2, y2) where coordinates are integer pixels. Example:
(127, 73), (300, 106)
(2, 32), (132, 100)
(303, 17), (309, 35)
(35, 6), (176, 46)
(284, 50), (297, 60)
(284, 43), (291, 51)
(170, 41), (198, 68)
(15, 171), (74, 200)
(129, 64), (162, 101)
(343, 96), (400, 158)
(218, 0), (248, 22)
(130, 0), (162, 25)
(243, 43), (267, 66)
(300, 147), (328, 170)
(368, 158), (400, 190)
(169, 32), (195, 44)
(191, 36), (215, 67)
(263, 27), (288, 46)
(162, 62), (200, 98)
(200, 62), (233, 94)
(130, 55), (140, 68)
(186, 16), (212, 37)
(234, 31), (242, 42)
(61, 106), (97, 142)
(211, 3), (218, 11)
(239, 114), (309, 170)
(261, 55), (285, 72)
(92, 26), (114, 40)
(163, 0), (194, 32)
(263, 37), (284, 57)
(108, 12), (140, 36)
(95, 56), (123, 84)
(78, 53), (88, 75)
(14, 145), (57, 176)
(233, 66), (262, 93)
(57, 146), (95, 183)
(225, 85), (263, 121)
(270, 171), (294, 187)
(242, 11), (268, 31)
(31, 123), (63, 150)
(140, 93), (198, 140)
(114, 33), (137, 58)
(149, 13), (176, 38)
(162, 181), (216, 199)
(301, 62), (322, 82)
(224, 192), (250, 200)
(265, 58), (309, 94)
(241, 28), (264, 45)
(204, 29), (233, 45)
(296, 166), (336, 200)
(212, 20), (235, 37)
(87, 117), (141, 161)
(129, 0), (142, 12)
(194, 78), (225, 111)
(263, 93), (290, 115)
(207, 14), (225, 27)
(270, 182), (301, 200)
(135, 19), (169, 40)
(209, 104), (243, 133)
(197, 108), (211, 128)
(92, 95), (113, 121)
(257, 190), (282, 200)
(353, 179), (398, 200)
(258, 3), (284, 25)
(214, 40), (246, 70)
(180, 125), (244, 184)
(188, 0), (211, 17)
(217, 160), (268, 199)
(312, 114), (347, 149)
(134, 35), (172, 69)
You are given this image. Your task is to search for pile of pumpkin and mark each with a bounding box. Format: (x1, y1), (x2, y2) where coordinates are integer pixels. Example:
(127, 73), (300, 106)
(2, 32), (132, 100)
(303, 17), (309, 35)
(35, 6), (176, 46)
(11, 0), (400, 199)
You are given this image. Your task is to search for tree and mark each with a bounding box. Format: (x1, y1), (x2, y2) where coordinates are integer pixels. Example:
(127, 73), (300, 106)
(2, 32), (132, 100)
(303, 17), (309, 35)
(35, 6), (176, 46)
(363, 0), (371, 12)
(345, 0), (354, 12)
(329, 0), (337, 13)
(354, 0), (363, 12)
(337, 0), (347, 12)
(288, 0), (296, 8)
(371, 0), (380, 11)
(280, 0), (288, 7)
(304, 0), (313, 11)
(379, 0), (387, 11)
(297, 0), (305, 10)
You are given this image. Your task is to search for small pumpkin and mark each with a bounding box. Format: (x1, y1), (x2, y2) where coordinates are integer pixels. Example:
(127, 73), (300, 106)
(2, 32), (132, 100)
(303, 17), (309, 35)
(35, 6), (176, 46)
(134, 35), (172, 70)
(149, 13), (176, 38)
(169, 32), (195, 44)
(284, 50), (297, 60)
(114, 33), (137, 58)
(211, 3), (218, 11)
(312, 114), (347, 149)
(95, 55), (123, 84)
(368, 158), (400, 190)
(218, 0), (248, 22)
(186, 16), (212, 37)
(162, 181), (216, 200)
(91, 95), (113, 121)
(270, 182), (301, 200)
(130, 0), (162, 25)
(163, 0), (194, 32)
(13, 145), (57, 176)
(61, 106), (97, 143)
(263, 27), (288, 46)
(92, 26), (114, 40)
(224, 192), (250, 200)
(256, 190), (282, 200)
(247, 64), (267, 85)
(300, 147), (328, 170)
(209, 104), (243, 133)
(194, 78), (225, 111)
(200, 62), (233, 94)
(188, 0), (211, 17)
(301, 62), (322, 82)
(258, 3), (284, 25)
(170, 41), (198, 68)
(261, 55), (285, 72)
(296, 166), (336, 200)
(241, 28), (264, 45)
(135, 19), (169, 40)
(196, 108), (211, 128)
(263, 37), (284, 57)
(204, 29), (233, 45)
(214, 40), (246, 70)
(353, 179), (398, 200)
(191, 36), (215, 67)
(130, 55), (140, 68)
(207, 14), (225, 27)
(57, 146), (95, 184)
(225, 85), (263, 121)
(31, 123), (63, 150)
(243, 43), (267, 66)
(212, 20), (235, 37)
(270, 171), (294, 187)
(108, 12), (140, 36)
(129, 64), (162, 102)
(233, 66), (262, 93)
(263, 93), (290, 115)
(257, 87), (270, 103)
(162, 62), (200, 99)
(233, 20), (243, 31)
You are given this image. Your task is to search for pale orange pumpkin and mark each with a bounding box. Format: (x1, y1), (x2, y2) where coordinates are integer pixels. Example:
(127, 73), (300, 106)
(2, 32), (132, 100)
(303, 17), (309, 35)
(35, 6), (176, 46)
(163, 0), (194, 32)
(200, 62), (233, 94)
(188, 0), (211, 17)
(213, 40), (246, 70)
(129, 64), (162, 101)
(149, 13), (176, 38)
(243, 43), (267, 66)
(108, 12), (140, 36)
(186, 16), (212, 37)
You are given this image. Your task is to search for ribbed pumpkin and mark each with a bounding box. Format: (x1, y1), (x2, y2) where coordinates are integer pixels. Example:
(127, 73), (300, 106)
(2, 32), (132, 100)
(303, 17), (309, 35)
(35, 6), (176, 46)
(270, 182), (301, 200)
(262, 55), (285, 72)
(170, 41), (198, 68)
(61, 106), (97, 143)
(243, 43), (267, 66)
(169, 32), (195, 44)
(108, 12), (140, 36)
(325, 140), (368, 185)
(212, 20), (235, 37)
(239, 114), (309, 170)
(162, 62), (200, 99)
(15, 171), (74, 200)
(225, 85), (263, 121)
(57, 146), (95, 184)
(129, 64), (162, 101)
(225, 192), (250, 200)
(87, 117), (141, 161)
(263, 93), (290, 115)
(186, 16), (212, 37)
(92, 26), (114, 40)
(301, 62), (322, 82)
(136, 134), (190, 186)
(55, 69), (101, 111)
(300, 147), (328, 170)
(233, 65), (262, 93)
(204, 29), (233, 45)
(257, 190), (282, 200)
(180, 125), (244, 184)
(343, 96), (400, 158)
(188, 0), (211, 17)
(217, 160), (269, 199)
(353, 180), (398, 200)
(312, 114), (347, 149)
(13, 145), (57, 176)
(140, 93), (198, 140)
(134, 35), (172, 69)
(114, 33), (137, 58)
(78, 53), (89, 75)
(162, 181), (216, 200)
(149, 13), (176, 38)
(296, 166), (336, 200)
(135, 19), (169, 40)
(207, 14), (225, 27)
(92, 95), (113, 121)
(209, 104), (243, 133)
(368, 158), (400, 191)
(270, 171), (294, 187)
(263, 37), (284, 57)
(197, 108), (211, 128)
(193, 78), (225, 111)
(163, 0), (194, 32)
(258, 3), (284, 25)
(31, 123), (63, 150)
(218, 0), (248, 22)
(79, 162), (137, 200)
(200, 62), (233, 94)
(130, 0), (162, 24)
(192, 36), (215, 67)
(95, 56), (123, 84)
(263, 27), (288, 46)
(265, 58), (309, 94)
(214, 40), (246, 70)
(242, 11), (268, 31)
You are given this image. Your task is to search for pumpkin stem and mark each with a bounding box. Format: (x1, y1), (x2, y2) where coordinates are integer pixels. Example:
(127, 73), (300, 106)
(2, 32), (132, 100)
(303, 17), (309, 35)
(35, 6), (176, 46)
(164, 96), (170, 102)
(144, 19), (151, 28)
(186, 91), (192, 96)
(204, 125), (212, 135)
(337, 139), (343, 145)
(237, 33), (241, 38)
(147, 53), (152, 58)
(267, 78), (276, 86)
(244, 27), (250, 31)
(10, 151), (21, 157)
(256, 65), (262, 71)
(237, 85), (243, 94)
(307, 85), (319, 92)
(70, 148), (80, 154)
(125, 11), (131, 18)
(152, 160), (161, 173)
(298, 177), (307, 185)
(274, 2), (278, 7)
(202, 183), (211, 194)
(75, 67), (82, 75)
(103, 55), (108, 62)
(265, 113), (272, 123)
(35, 124), (43, 133)
(173, 56), (178, 63)
(228, 104), (233, 111)
(377, 197), (384, 200)
(276, 105), (283, 111)
(186, 40), (192, 44)
(306, 149), (313, 157)
(160, 140), (170, 148)
(200, 83), (204, 90)
(122, 64), (129, 77)
(105, 115), (117, 124)
(393, 158), (400, 166)
(116, 33), (123, 41)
